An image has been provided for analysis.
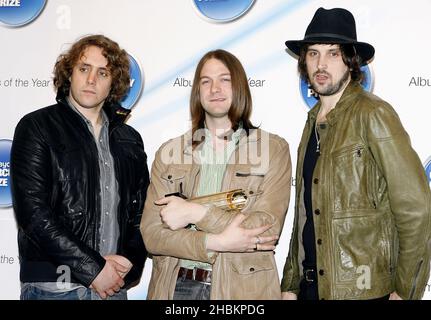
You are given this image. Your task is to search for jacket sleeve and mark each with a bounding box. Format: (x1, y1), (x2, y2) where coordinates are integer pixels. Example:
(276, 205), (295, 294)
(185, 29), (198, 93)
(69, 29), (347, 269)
(123, 134), (150, 288)
(140, 144), (215, 263)
(195, 138), (292, 238)
(11, 117), (105, 287)
(280, 188), (301, 294)
(367, 102), (431, 300)
(281, 121), (310, 294)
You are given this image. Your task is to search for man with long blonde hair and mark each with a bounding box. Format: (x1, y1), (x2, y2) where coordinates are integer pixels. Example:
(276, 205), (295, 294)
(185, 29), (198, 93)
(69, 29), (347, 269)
(141, 49), (292, 299)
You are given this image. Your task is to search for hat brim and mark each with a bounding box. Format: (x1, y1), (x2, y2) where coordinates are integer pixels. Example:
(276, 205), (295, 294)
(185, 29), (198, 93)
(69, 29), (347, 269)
(285, 38), (375, 65)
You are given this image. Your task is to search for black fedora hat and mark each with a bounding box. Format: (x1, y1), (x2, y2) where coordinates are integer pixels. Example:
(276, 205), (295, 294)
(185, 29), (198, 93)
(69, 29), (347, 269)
(285, 7), (375, 65)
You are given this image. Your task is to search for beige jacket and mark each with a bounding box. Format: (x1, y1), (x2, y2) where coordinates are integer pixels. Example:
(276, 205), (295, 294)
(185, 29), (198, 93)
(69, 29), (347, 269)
(141, 128), (292, 299)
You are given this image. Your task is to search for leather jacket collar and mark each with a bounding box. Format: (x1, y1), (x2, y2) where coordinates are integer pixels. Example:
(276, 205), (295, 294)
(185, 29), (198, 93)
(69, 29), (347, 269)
(308, 81), (363, 126)
(55, 91), (131, 128)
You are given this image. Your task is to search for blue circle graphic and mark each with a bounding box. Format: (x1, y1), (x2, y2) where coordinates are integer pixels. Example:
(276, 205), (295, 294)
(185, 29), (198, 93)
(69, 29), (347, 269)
(121, 54), (144, 110)
(0, 139), (12, 208)
(300, 65), (373, 110)
(424, 156), (431, 189)
(0, 0), (46, 27)
(193, 0), (255, 23)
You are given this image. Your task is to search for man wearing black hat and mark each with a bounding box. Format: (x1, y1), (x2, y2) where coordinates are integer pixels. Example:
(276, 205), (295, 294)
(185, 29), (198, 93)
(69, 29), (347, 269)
(281, 7), (431, 300)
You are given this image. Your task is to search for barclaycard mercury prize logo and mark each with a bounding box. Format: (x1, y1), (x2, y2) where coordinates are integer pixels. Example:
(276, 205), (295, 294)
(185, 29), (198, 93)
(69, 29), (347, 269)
(0, 0), (46, 27)
(300, 65), (374, 110)
(192, 0), (255, 23)
(424, 156), (431, 190)
(0, 139), (12, 208)
(121, 53), (144, 110)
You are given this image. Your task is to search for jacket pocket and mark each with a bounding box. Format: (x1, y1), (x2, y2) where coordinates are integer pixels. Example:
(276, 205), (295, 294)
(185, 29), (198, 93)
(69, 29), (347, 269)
(59, 209), (86, 234)
(332, 213), (392, 285)
(230, 166), (266, 194)
(228, 253), (278, 299)
(161, 168), (187, 195)
(230, 166), (265, 209)
(331, 144), (375, 212)
(230, 254), (274, 274)
(126, 193), (143, 225)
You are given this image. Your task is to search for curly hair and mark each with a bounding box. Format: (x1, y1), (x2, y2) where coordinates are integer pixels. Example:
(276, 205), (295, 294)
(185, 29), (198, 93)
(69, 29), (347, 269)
(298, 43), (364, 83)
(190, 49), (256, 147)
(53, 34), (130, 103)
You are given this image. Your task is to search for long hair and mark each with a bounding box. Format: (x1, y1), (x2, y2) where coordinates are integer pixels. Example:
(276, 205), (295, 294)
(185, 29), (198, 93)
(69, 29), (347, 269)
(190, 49), (256, 147)
(53, 34), (130, 104)
(298, 43), (363, 83)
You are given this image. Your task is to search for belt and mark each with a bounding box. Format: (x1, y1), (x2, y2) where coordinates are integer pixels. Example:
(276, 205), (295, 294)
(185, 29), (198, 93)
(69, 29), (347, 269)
(178, 267), (212, 284)
(303, 268), (316, 282)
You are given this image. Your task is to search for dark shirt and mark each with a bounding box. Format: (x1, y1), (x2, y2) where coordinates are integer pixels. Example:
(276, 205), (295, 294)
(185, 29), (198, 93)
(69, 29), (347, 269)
(302, 121), (320, 272)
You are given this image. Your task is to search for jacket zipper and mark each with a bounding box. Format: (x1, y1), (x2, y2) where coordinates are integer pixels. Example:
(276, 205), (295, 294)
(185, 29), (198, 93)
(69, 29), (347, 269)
(409, 259), (423, 299)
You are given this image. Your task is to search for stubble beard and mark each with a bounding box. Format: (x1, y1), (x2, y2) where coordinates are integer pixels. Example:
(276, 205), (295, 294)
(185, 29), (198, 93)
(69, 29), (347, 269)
(310, 68), (350, 96)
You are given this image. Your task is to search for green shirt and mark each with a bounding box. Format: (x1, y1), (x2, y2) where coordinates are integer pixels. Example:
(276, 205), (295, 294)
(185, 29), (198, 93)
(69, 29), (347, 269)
(179, 127), (242, 270)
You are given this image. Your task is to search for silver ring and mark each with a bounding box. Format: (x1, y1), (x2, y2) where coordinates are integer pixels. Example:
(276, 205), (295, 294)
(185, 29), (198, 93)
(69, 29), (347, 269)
(256, 236), (261, 244)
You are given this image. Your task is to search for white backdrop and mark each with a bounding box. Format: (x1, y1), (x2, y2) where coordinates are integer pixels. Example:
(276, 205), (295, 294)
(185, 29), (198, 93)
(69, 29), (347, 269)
(0, 0), (430, 300)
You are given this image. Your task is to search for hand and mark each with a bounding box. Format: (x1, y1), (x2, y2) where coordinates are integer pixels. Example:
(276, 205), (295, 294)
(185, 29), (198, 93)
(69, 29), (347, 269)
(389, 292), (403, 300)
(281, 292), (298, 300)
(90, 259), (128, 299)
(206, 213), (278, 252)
(155, 196), (208, 230)
(104, 255), (133, 278)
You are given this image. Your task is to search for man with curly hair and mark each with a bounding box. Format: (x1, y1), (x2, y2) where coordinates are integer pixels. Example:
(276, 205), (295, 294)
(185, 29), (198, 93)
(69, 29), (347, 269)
(11, 35), (149, 300)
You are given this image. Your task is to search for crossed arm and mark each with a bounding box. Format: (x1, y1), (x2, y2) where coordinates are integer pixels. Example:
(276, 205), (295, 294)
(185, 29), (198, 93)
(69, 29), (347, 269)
(141, 138), (292, 259)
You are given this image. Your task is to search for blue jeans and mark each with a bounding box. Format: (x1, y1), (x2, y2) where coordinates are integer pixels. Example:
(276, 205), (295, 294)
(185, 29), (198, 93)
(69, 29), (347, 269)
(20, 283), (127, 300)
(173, 277), (211, 300)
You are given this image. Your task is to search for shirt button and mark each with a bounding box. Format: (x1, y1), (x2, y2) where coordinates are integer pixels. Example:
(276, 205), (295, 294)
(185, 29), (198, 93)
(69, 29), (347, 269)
(319, 269), (324, 276)
(104, 161), (108, 166)
(313, 178), (319, 184)
(314, 209), (321, 215)
(249, 267), (255, 272)
(105, 211), (109, 215)
(102, 239), (106, 243)
(105, 186), (109, 190)
(317, 239), (322, 245)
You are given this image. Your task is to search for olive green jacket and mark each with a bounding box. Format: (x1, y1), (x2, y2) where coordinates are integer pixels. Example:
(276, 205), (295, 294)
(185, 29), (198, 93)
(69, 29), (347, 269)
(141, 128), (292, 299)
(281, 82), (431, 300)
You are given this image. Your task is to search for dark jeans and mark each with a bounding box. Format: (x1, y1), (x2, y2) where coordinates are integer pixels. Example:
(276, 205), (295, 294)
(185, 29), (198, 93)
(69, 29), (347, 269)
(20, 283), (127, 300)
(298, 278), (319, 300)
(173, 277), (211, 300)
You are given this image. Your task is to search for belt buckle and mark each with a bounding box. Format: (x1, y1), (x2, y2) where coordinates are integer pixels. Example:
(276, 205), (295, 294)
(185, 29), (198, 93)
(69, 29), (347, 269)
(194, 267), (211, 285)
(192, 268), (197, 281)
(304, 269), (315, 282)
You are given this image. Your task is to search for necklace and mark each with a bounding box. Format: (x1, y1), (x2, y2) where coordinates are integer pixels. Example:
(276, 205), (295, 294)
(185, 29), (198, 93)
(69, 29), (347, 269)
(314, 121), (320, 154)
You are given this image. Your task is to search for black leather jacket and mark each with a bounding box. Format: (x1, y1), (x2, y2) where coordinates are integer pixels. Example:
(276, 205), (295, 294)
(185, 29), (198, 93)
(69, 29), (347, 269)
(11, 94), (149, 288)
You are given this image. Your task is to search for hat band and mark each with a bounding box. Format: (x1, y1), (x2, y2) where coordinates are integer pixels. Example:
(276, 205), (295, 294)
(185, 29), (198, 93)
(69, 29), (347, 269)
(304, 32), (356, 42)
